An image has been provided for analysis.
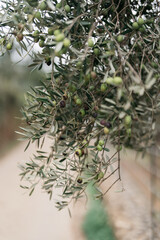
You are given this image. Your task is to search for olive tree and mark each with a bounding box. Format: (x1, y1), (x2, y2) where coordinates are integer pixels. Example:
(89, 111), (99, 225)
(0, 0), (159, 209)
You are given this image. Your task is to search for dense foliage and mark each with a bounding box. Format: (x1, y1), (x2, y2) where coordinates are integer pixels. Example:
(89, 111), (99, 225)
(0, 0), (159, 209)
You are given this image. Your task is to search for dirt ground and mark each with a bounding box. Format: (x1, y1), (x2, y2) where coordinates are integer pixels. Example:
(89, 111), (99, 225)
(0, 139), (86, 240)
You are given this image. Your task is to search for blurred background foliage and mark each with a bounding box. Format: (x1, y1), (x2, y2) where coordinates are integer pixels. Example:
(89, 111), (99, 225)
(82, 183), (116, 240)
(0, 52), (44, 152)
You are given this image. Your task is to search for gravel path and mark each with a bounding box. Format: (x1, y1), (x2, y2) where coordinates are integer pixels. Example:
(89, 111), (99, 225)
(103, 148), (160, 240)
(0, 139), (84, 240)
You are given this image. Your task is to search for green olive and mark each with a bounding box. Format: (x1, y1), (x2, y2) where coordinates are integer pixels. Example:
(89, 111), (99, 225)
(63, 38), (70, 48)
(94, 48), (100, 55)
(117, 35), (124, 43)
(64, 5), (71, 13)
(132, 22), (139, 30)
(80, 109), (85, 117)
(76, 98), (82, 105)
(113, 76), (123, 85)
(55, 33), (65, 42)
(138, 18), (144, 25)
(6, 42), (13, 50)
(88, 38), (94, 48)
(97, 145), (103, 151)
(33, 30), (39, 37)
(48, 28), (54, 35)
(39, 40), (45, 47)
(56, 2), (62, 8)
(104, 127), (109, 135)
(124, 115), (132, 126)
(100, 83), (107, 92)
(54, 29), (61, 36)
(98, 140), (104, 146)
(34, 11), (41, 20)
(39, 1), (47, 11)
(105, 77), (114, 85)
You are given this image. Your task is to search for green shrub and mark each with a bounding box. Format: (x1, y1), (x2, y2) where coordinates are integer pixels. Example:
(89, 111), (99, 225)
(82, 200), (116, 240)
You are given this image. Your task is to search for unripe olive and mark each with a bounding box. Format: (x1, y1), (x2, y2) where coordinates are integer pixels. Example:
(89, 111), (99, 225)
(54, 29), (61, 36)
(56, 2), (62, 8)
(104, 127), (109, 135)
(98, 140), (104, 146)
(80, 109), (85, 117)
(132, 22), (139, 30)
(124, 115), (132, 126)
(113, 76), (123, 85)
(138, 17), (144, 25)
(105, 50), (115, 57)
(33, 30), (39, 37)
(55, 33), (65, 42)
(52, 100), (56, 106)
(24, 6), (31, 14)
(64, 5), (71, 13)
(88, 38), (94, 48)
(34, 11), (41, 20)
(89, 85), (94, 91)
(48, 28), (54, 35)
(105, 77), (114, 85)
(100, 83), (107, 92)
(97, 145), (103, 151)
(39, 1), (47, 11)
(94, 48), (100, 55)
(74, 95), (78, 102)
(39, 40), (45, 48)
(63, 38), (70, 48)
(69, 84), (76, 93)
(76, 98), (82, 106)
(117, 35), (124, 43)
(76, 61), (83, 68)
(34, 37), (39, 43)
(139, 27), (145, 33)
(6, 42), (13, 50)
(126, 128), (131, 136)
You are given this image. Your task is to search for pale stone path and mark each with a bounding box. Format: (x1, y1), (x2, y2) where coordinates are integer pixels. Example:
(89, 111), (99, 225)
(103, 148), (160, 240)
(0, 139), (85, 240)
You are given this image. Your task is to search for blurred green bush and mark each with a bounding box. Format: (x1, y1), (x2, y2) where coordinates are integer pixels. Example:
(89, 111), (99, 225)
(82, 184), (116, 240)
